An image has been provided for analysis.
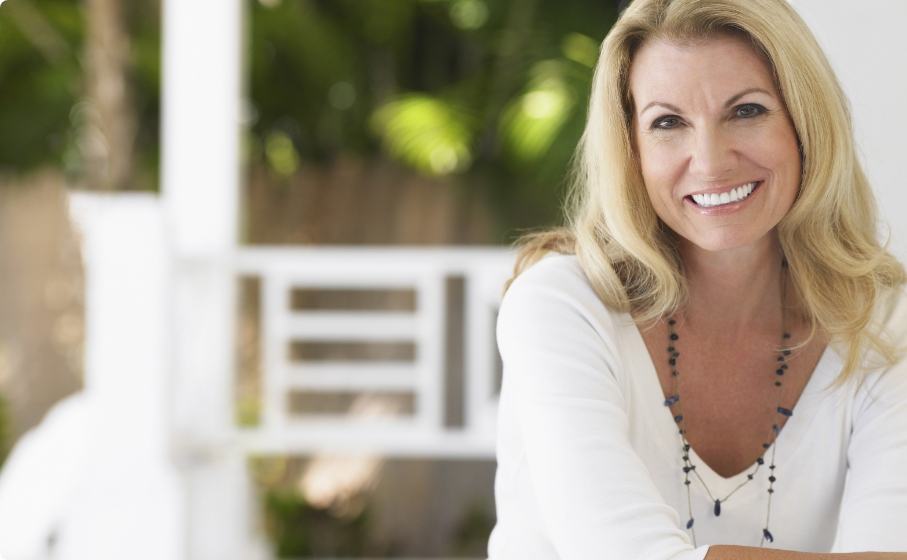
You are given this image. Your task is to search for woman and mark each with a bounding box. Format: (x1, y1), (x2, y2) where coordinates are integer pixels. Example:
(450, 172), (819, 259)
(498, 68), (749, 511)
(486, 0), (907, 558)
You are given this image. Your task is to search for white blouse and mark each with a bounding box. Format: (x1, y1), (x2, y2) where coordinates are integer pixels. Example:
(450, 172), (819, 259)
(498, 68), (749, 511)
(487, 254), (907, 559)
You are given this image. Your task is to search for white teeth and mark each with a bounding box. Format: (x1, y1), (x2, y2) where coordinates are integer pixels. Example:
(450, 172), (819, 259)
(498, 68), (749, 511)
(691, 182), (756, 208)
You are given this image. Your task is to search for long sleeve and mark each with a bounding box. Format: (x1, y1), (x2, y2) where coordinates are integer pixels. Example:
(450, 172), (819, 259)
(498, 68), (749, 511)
(496, 258), (709, 560)
(831, 288), (907, 552)
(831, 356), (907, 551)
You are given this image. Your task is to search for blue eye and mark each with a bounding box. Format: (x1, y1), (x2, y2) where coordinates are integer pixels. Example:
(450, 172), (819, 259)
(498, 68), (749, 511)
(735, 103), (766, 118)
(652, 115), (682, 130)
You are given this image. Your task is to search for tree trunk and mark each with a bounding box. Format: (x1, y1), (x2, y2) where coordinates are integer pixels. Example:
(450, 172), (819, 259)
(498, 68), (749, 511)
(83, 0), (136, 191)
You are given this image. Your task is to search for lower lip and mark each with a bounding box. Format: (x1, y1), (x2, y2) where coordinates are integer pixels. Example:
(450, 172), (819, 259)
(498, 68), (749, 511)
(684, 182), (763, 215)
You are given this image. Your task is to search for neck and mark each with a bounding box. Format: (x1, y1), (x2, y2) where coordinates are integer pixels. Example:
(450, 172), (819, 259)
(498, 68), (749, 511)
(677, 232), (786, 337)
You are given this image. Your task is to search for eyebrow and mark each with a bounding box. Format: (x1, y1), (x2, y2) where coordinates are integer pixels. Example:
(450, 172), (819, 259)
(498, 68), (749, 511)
(639, 87), (773, 116)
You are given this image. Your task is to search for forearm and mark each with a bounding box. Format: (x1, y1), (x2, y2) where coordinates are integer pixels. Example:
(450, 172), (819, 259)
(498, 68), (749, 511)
(705, 545), (907, 560)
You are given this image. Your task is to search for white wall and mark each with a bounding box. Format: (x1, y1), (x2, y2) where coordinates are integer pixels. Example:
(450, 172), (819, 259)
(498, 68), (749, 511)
(788, 0), (907, 261)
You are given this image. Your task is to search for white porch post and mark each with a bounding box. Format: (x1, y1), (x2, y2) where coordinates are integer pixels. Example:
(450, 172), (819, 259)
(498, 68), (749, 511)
(162, 0), (263, 558)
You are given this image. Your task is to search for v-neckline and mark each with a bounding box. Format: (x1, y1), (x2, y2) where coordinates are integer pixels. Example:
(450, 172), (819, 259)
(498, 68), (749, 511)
(622, 312), (838, 495)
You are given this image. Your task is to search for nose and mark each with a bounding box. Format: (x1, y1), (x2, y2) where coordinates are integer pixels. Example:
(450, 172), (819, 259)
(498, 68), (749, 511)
(688, 125), (737, 180)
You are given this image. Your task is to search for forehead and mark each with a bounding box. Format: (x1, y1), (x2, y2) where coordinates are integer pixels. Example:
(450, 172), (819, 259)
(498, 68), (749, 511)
(628, 34), (777, 109)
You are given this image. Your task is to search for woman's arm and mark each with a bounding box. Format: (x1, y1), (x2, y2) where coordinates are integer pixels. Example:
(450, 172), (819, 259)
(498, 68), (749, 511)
(829, 290), (907, 553)
(706, 546), (907, 559)
(497, 258), (708, 560)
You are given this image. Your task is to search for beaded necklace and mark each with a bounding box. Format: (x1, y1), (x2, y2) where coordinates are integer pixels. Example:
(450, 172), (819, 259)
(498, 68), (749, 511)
(664, 261), (792, 547)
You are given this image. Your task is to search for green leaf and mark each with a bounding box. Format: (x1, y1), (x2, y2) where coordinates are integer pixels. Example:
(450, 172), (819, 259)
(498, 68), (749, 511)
(371, 94), (476, 176)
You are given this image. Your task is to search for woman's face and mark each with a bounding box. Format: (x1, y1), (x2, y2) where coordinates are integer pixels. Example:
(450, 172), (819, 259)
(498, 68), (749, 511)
(628, 34), (801, 254)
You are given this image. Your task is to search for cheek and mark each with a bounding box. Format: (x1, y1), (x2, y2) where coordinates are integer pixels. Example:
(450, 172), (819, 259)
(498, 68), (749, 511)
(638, 140), (685, 203)
(748, 121), (801, 176)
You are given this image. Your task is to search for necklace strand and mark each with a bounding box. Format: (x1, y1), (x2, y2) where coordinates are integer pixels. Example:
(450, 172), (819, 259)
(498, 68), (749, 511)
(665, 261), (792, 547)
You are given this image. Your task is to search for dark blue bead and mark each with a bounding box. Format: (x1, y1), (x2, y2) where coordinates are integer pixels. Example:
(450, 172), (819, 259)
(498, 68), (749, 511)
(684, 479), (691, 485)
(670, 333), (679, 341)
(664, 395), (680, 406)
(684, 444), (690, 451)
(763, 528), (774, 542)
(674, 414), (684, 422)
(769, 475), (776, 482)
(757, 457), (764, 465)
(762, 442), (771, 449)
(772, 424), (781, 433)
(669, 358), (676, 366)
(777, 407), (793, 417)
(775, 369), (784, 375)
(747, 474), (754, 480)
(768, 488), (774, 494)
(714, 499), (721, 516)
(667, 346), (675, 352)
(687, 518), (695, 529)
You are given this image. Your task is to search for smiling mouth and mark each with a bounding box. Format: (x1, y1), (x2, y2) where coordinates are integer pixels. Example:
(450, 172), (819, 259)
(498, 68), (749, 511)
(685, 181), (762, 208)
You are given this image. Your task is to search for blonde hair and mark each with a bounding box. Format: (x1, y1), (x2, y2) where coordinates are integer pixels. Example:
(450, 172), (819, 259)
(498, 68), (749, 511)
(507, 0), (905, 382)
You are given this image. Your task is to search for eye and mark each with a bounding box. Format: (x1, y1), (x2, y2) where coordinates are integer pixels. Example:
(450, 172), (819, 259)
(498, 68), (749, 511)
(651, 115), (683, 130)
(734, 103), (766, 118)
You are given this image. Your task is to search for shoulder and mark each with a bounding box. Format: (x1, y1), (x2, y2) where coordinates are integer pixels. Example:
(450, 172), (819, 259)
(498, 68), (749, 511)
(872, 284), (907, 336)
(505, 253), (592, 299)
(501, 253), (611, 320)
(853, 284), (907, 404)
(497, 253), (626, 358)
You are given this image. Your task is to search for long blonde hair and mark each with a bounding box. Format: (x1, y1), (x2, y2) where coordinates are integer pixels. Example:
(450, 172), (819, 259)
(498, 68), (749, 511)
(508, 0), (905, 381)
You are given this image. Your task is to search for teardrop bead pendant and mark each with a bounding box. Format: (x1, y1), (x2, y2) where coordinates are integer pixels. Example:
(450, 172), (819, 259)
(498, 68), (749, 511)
(714, 499), (721, 516)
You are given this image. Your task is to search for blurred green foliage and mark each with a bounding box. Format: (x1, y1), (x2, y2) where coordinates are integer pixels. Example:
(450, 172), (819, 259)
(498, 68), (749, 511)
(249, 0), (618, 235)
(0, 0), (83, 175)
(0, 0), (160, 190)
(263, 489), (385, 557)
(0, 0), (617, 229)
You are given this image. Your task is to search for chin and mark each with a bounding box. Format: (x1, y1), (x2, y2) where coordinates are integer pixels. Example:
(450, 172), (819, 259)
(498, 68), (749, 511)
(683, 232), (760, 254)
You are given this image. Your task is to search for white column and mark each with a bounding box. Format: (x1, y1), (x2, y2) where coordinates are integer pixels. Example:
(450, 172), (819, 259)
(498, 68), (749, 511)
(788, 0), (907, 261)
(161, 0), (264, 558)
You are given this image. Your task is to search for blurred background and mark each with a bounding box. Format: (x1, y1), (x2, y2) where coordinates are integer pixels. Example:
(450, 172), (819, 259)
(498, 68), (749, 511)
(0, 0), (619, 558)
(0, 0), (904, 559)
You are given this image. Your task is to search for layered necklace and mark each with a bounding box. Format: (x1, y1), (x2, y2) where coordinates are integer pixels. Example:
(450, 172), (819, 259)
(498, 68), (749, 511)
(665, 260), (792, 547)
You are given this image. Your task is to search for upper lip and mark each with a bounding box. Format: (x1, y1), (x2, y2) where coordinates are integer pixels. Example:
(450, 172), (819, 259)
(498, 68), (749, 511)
(685, 180), (762, 198)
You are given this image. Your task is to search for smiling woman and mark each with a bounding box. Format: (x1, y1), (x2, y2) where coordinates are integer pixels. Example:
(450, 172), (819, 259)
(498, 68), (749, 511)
(487, 0), (907, 559)
(630, 34), (801, 253)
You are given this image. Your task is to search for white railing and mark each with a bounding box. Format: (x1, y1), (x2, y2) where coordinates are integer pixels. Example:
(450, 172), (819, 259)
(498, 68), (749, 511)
(233, 247), (514, 458)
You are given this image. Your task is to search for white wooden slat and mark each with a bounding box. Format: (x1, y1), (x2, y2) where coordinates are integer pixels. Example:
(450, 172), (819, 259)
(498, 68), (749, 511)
(261, 275), (290, 431)
(413, 272), (446, 432)
(464, 272), (500, 434)
(237, 423), (496, 459)
(285, 362), (417, 391)
(283, 312), (417, 341)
